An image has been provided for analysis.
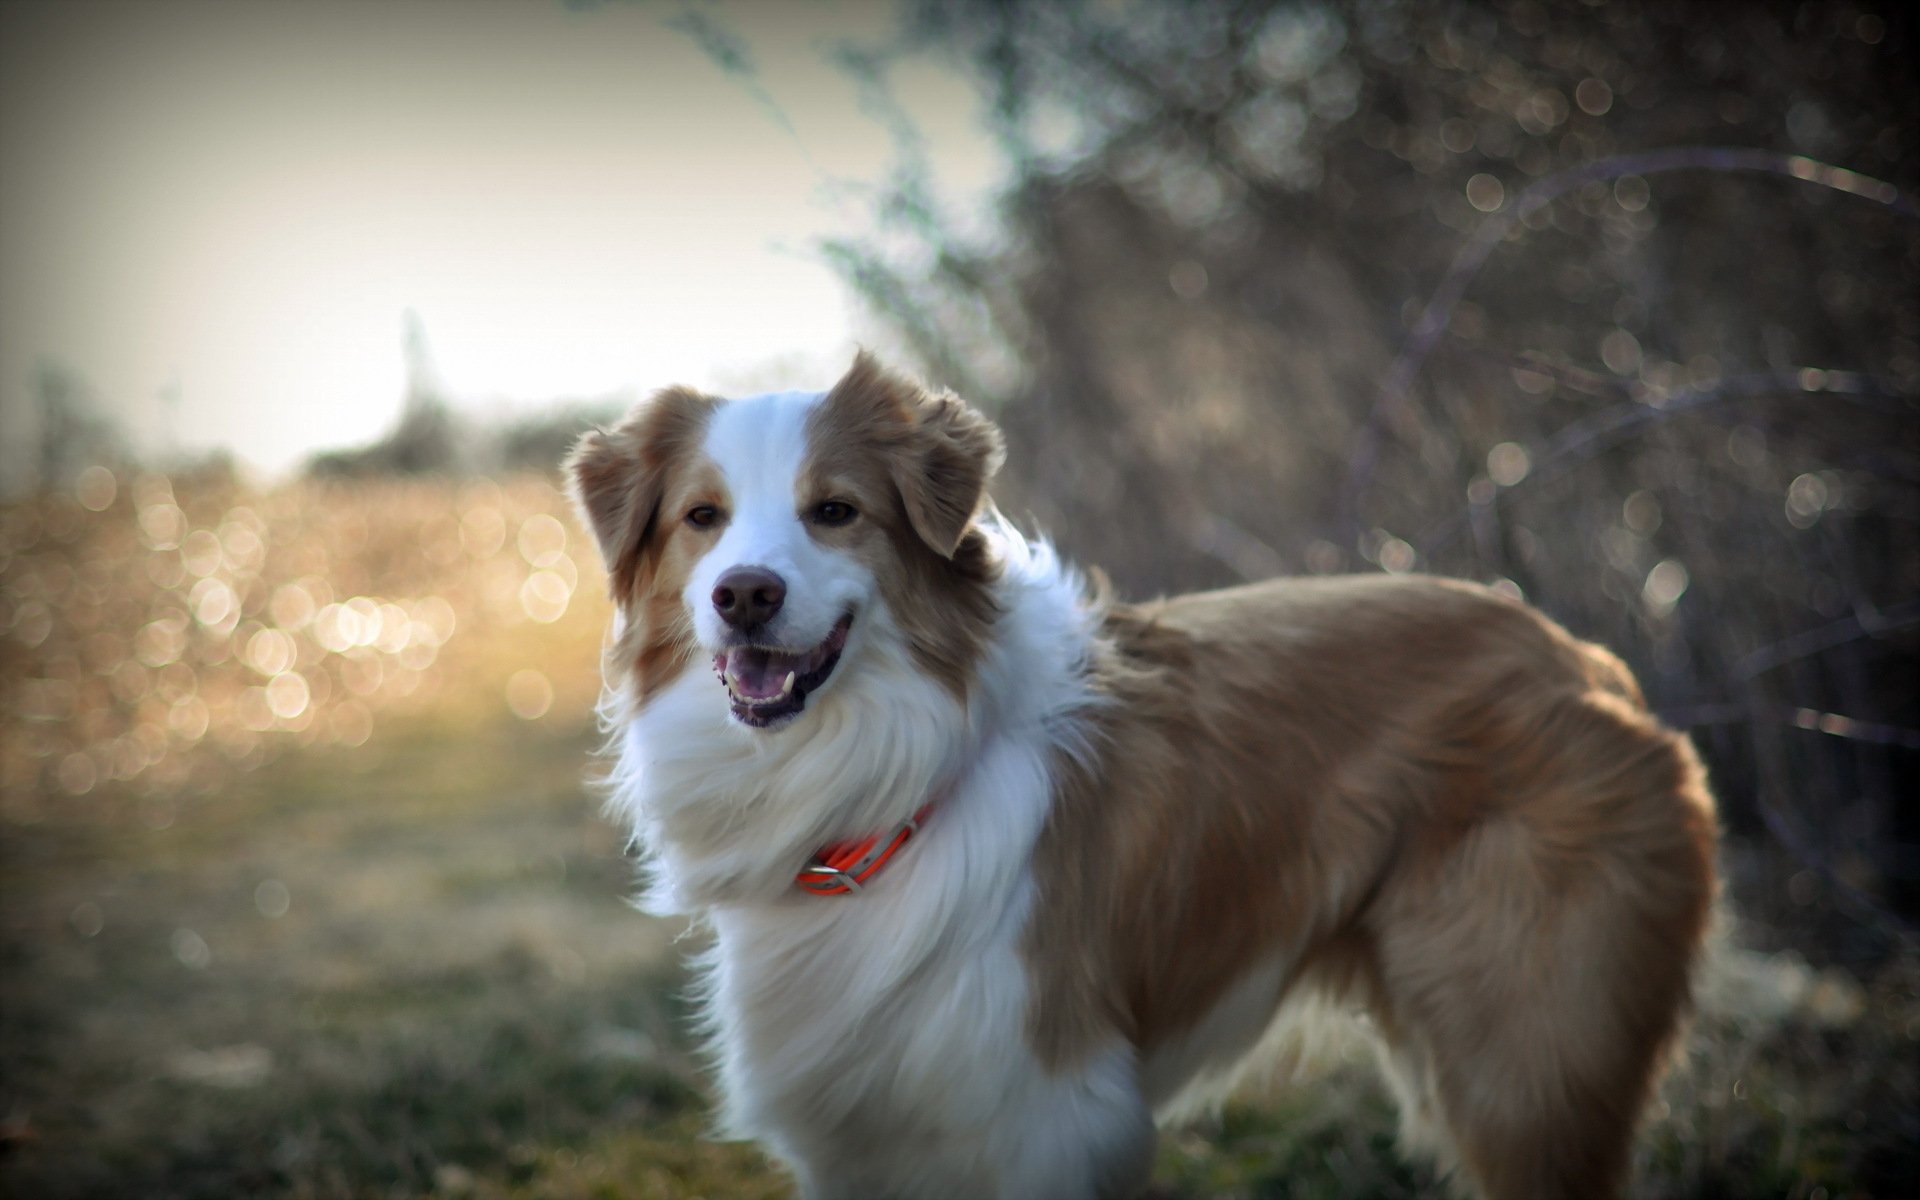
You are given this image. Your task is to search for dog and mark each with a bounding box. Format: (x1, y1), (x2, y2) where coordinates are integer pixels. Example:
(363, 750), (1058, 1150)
(566, 354), (1717, 1200)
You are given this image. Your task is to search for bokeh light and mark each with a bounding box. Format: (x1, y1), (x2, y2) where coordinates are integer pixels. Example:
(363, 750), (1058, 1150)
(1, 472), (608, 819)
(75, 466), (117, 512)
(253, 878), (291, 919)
(505, 669), (555, 721)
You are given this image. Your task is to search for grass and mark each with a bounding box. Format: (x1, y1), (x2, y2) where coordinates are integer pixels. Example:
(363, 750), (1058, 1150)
(6, 712), (1917, 1199)
(0, 714), (781, 1199)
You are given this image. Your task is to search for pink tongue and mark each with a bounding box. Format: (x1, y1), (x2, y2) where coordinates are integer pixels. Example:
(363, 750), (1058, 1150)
(725, 647), (802, 699)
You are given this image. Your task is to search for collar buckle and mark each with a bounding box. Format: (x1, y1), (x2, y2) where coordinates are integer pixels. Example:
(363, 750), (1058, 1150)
(796, 807), (931, 896)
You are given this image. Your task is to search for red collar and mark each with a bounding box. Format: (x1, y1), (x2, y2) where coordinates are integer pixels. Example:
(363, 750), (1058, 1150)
(796, 805), (934, 896)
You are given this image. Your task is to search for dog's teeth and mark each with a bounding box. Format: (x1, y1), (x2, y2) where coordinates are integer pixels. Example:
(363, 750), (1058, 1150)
(778, 671), (796, 700)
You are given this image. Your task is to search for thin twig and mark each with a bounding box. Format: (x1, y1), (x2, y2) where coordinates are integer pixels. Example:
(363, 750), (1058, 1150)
(1342, 146), (1920, 541)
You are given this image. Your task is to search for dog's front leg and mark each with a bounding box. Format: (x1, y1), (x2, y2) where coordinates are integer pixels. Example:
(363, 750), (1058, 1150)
(776, 1050), (1154, 1200)
(976, 1045), (1158, 1200)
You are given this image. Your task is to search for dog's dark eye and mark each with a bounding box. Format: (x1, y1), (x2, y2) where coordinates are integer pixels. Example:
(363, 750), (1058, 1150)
(812, 500), (857, 527)
(686, 505), (721, 529)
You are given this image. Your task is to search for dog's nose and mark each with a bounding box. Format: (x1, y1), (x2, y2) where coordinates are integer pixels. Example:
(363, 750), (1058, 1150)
(712, 566), (786, 629)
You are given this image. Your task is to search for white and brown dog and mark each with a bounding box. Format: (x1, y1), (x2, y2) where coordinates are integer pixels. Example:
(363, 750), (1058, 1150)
(567, 354), (1717, 1200)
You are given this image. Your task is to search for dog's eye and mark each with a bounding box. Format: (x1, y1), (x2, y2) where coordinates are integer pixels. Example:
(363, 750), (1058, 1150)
(686, 505), (721, 529)
(811, 500), (857, 527)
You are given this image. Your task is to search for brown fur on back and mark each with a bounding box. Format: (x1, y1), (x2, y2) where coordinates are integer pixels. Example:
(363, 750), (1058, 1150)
(1023, 573), (1716, 1199)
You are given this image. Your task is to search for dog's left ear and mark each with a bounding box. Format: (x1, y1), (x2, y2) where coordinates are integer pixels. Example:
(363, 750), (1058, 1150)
(896, 387), (1005, 558)
(823, 352), (1005, 558)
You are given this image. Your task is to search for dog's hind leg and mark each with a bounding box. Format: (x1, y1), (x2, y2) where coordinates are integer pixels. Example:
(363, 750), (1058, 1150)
(1366, 691), (1716, 1200)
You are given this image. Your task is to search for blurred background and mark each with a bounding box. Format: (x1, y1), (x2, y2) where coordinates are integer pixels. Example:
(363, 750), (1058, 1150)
(2, 1), (1915, 1196)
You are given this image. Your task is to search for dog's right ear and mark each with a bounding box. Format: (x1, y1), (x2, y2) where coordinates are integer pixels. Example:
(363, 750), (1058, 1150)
(566, 424), (658, 601)
(565, 387), (713, 599)
(819, 352), (1006, 559)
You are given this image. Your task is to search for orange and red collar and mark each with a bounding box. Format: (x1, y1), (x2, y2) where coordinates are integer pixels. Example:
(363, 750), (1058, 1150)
(796, 805), (934, 896)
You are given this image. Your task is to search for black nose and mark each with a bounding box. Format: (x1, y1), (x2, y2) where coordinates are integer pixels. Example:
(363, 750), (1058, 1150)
(712, 566), (786, 629)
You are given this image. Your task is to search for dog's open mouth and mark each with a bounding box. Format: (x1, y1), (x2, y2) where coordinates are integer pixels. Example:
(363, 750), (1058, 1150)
(714, 614), (853, 728)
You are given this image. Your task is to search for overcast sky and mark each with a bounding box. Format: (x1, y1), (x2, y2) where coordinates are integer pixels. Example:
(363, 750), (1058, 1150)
(0, 0), (999, 481)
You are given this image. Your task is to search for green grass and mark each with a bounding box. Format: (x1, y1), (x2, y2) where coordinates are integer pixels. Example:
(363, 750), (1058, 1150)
(1, 716), (781, 1199)
(3, 714), (1915, 1198)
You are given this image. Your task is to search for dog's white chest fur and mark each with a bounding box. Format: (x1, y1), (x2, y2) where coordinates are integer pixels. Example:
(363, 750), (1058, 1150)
(696, 743), (1148, 1200)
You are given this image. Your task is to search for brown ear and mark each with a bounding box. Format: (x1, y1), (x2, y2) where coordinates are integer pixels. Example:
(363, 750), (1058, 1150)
(895, 387), (1005, 558)
(820, 352), (1004, 558)
(564, 386), (714, 598)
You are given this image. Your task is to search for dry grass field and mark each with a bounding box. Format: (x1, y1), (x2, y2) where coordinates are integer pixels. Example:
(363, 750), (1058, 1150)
(3, 469), (1916, 1198)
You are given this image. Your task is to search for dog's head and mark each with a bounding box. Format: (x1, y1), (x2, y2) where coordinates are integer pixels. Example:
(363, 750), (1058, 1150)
(568, 353), (1004, 730)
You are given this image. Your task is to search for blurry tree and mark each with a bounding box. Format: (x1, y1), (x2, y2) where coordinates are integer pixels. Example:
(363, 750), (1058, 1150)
(310, 311), (466, 477)
(29, 362), (125, 489)
(307, 310), (627, 478)
(490, 396), (630, 474)
(810, 0), (1919, 955)
(386, 309), (463, 474)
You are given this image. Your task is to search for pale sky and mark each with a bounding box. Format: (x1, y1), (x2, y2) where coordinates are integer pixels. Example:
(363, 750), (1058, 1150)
(0, 0), (1001, 482)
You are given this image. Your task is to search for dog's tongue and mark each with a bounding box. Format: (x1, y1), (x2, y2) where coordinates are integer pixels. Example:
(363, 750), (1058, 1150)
(720, 647), (801, 699)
